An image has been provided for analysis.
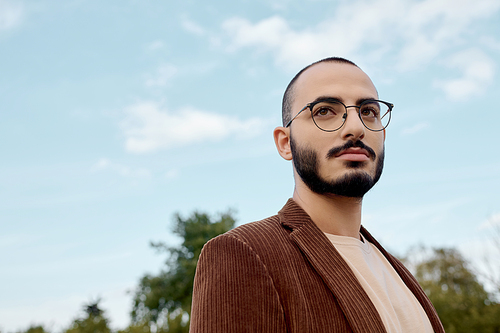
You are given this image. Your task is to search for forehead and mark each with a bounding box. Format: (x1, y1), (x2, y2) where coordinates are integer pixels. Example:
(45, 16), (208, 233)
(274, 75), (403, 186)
(292, 62), (378, 108)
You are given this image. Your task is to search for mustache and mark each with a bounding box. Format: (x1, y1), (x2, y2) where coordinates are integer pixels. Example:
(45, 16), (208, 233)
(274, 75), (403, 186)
(326, 140), (376, 161)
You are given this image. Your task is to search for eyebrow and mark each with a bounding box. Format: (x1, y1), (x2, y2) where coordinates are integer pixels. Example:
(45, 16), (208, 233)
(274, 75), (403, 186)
(310, 95), (378, 106)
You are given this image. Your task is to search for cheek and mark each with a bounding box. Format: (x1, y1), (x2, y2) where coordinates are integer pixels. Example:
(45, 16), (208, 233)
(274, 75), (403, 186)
(301, 133), (334, 156)
(370, 134), (385, 153)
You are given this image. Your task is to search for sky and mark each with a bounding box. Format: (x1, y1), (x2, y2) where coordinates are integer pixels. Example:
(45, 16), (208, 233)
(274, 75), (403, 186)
(1, 0), (500, 331)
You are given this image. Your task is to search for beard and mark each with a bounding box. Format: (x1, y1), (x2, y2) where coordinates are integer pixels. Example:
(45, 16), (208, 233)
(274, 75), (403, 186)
(290, 136), (384, 198)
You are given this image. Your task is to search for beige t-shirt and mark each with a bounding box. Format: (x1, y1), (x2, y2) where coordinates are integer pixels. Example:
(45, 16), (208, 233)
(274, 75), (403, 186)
(324, 233), (434, 333)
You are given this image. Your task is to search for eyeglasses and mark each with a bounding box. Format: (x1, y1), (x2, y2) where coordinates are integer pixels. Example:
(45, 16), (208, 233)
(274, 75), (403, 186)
(285, 98), (393, 132)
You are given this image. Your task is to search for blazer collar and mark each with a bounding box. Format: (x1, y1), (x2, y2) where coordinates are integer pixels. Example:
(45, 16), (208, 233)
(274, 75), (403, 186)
(278, 199), (444, 333)
(278, 199), (386, 333)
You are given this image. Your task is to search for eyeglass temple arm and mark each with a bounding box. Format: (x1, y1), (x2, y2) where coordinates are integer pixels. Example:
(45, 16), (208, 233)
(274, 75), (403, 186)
(285, 105), (309, 128)
(380, 103), (394, 120)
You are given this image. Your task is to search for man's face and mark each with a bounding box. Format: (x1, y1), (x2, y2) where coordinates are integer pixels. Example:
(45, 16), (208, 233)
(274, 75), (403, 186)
(288, 62), (385, 198)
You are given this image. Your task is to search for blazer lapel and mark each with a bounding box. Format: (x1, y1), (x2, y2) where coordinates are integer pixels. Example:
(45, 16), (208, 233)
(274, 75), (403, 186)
(279, 200), (387, 333)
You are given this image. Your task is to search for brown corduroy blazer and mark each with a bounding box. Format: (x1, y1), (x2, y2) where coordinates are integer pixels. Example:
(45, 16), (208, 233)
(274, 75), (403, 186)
(190, 199), (444, 332)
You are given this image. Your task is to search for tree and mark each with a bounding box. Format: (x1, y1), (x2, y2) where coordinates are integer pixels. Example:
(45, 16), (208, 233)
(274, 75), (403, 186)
(130, 210), (235, 332)
(478, 213), (500, 300)
(16, 325), (50, 333)
(117, 322), (151, 333)
(407, 247), (500, 333)
(64, 300), (111, 333)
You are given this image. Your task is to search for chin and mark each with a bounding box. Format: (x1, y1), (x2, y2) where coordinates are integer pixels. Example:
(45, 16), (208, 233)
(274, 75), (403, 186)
(290, 136), (385, 197)
(344, 160), (367, 169)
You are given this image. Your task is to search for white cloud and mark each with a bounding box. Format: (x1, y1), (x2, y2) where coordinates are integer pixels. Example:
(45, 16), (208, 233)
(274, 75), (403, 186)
(91, 158), (151, 178)
(120, 101), (268, 153)
(181, 16), (206, 36)
(0, 0), (23, 31)
(0, 233), (42, 249)
(434, 48), (496, 101)
(145, 64), (178, 87)
(480, 36), (500, 53)
(146, 40), (165, 52)
(479, 213), (500, 230)
(401, 122), (430, 136)
(222, 15), (354, 70)
(220, 0), (500, 71)
(164, 169), (179, 180)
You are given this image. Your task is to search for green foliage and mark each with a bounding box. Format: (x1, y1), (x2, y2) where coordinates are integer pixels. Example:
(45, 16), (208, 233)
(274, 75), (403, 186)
(411, 247), (500, 333)
(16, 325), (49, 333)
(117, 322), (151, 333)
(130, 210), (235, 332)
(118, 311), (189, 333)
(64, 301), (111, 333)
(478, 217), (500, 300)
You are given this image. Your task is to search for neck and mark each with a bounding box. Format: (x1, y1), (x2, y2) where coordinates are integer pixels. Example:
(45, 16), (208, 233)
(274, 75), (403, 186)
(292, 182), (363, 239)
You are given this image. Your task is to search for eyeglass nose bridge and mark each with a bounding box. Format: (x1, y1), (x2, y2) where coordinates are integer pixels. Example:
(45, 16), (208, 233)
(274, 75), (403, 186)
(342, 104), (361, 116)
(340, 105), (362, 122)
(318, 104), (375, 132)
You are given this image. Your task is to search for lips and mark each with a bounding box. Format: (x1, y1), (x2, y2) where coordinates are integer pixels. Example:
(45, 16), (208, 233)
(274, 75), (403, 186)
(326, 140), (377, 161)
(335, 147), (370, 161)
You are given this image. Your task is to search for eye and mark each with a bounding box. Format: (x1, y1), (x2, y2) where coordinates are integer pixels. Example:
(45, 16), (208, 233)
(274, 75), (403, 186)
(315, 107), (335, 117)
(360, 104), (380, 118)
(312, 102), (343, 118)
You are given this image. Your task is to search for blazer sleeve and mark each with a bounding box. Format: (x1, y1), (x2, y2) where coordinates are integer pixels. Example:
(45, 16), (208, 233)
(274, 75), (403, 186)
(189, 234), (286, 333)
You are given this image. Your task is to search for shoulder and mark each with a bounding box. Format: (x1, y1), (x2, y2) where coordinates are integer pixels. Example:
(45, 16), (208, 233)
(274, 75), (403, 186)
(199, 214), (297, 268)
(227, 214), (282, 240)
(195, 215), (287, 286)
(204, 214), (288, 252)
(191, 220), (288, 332)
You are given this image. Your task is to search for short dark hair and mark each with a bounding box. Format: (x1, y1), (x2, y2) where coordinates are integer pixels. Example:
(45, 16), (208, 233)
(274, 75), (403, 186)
(281, 57), (358, 126)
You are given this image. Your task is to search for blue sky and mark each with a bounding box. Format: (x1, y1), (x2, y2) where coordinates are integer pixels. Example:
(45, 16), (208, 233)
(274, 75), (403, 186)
(1, 0), (500, 330)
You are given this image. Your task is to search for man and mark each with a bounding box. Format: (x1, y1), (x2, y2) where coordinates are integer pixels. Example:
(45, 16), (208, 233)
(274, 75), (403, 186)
(190, 57), (444, 332)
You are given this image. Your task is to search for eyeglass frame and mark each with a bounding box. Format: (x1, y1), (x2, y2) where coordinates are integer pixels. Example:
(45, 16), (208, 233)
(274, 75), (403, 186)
(285, 98), (394, 132)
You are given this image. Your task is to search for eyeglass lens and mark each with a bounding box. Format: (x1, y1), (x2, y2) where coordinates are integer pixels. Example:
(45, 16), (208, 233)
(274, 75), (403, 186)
(310, 100), (390, 131)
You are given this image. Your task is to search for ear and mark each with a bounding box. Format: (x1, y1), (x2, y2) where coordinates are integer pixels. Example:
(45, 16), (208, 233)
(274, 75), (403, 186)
(273, 126), (293, 161)
(383, 128), (386, 141)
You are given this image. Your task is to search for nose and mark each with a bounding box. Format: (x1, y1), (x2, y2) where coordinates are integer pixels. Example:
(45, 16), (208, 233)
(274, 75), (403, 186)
(339, 108), (365, 141)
